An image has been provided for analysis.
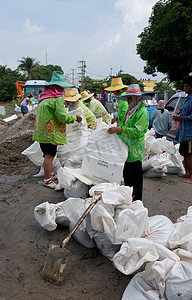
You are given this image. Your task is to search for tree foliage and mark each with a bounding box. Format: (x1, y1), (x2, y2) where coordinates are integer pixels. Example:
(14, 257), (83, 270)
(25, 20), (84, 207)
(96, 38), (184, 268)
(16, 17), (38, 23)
(37, 64), (63, 81)
(17, 56), (40, 79)
(0, 66), (21, 102)
(137, 0), (192, 82)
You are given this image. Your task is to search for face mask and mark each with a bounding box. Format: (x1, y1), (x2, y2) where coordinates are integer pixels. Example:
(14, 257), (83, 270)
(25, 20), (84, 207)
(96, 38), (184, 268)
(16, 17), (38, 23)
(69, 101), (78, 111)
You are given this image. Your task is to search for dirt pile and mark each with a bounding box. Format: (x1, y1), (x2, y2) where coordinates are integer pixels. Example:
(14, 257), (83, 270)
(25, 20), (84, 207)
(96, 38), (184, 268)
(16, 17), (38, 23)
(0, 109), (37, 175)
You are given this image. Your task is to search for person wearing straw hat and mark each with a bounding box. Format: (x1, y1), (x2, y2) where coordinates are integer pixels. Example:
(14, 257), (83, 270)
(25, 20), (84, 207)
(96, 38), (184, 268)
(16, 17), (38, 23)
(33, 71), (82, 189)
(105, 77), (128, 126)
(81, 90), (111, 125)
(64, 88), (97, 130)
(108, 84), (149, 200)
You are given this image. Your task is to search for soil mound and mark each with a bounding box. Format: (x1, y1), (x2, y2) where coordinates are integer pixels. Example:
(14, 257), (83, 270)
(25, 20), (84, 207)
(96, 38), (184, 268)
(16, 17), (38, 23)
(0, 109), (37, 175)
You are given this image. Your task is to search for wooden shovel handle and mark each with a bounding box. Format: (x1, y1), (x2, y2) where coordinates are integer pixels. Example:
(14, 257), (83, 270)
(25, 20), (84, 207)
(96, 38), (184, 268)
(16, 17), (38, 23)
(61, 192), (102, 248)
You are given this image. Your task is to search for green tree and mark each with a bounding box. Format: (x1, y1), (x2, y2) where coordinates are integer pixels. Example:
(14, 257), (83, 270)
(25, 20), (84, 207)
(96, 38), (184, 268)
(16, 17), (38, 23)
(0, 67), (20, 102)
(18, 56), (40, 79)
(37, 64), (63, 81)
(137, 0), (192, 82)
(154, 78), (174, 92)
(84, 76), (108, 94)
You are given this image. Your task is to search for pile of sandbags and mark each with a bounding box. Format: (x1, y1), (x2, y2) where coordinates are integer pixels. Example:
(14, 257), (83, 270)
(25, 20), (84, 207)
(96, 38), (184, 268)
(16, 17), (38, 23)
(34, 183), (192, 299)
(143, 129), (184, 177)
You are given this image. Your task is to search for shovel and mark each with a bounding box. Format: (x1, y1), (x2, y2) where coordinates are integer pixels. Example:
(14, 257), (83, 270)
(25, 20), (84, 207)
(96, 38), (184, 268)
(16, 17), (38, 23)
(41, 191), (102, 285)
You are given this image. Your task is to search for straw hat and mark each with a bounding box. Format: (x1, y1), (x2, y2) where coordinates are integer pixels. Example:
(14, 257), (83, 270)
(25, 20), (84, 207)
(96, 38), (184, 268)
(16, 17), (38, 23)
(105, 77), (128, 92)
(46, 71), (74, 88)
(121, 84), (142, 97)
(63, 88), (81, 102)
(80, 90), (94, 101)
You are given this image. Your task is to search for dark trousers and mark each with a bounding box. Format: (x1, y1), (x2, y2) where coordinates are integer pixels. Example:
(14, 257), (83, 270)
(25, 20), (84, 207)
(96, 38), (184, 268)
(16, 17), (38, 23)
(123, 161), (143, 201)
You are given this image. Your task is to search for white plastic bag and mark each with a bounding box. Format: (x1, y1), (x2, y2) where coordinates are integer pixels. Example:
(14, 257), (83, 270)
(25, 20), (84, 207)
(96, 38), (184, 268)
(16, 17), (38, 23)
(81, 127), (128, 184)
(64, 181), (89, 199)
(165, 261), (192, 300)
(169, 220), (192, 251)
(113, 238), (159, 275)
(89, 182), (133, 205)
(114, 201), (149, 244)
(122, 272), (167, 300)
(145, 215), (175, 248)
(21, 141), (43, 166)
(34, 202), (58, 231)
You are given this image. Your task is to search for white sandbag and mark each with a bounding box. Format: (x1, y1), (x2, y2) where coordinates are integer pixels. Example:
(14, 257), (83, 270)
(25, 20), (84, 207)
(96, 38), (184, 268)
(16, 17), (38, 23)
(61, 197), (92, 231)
(144, 215), (175, 248)
(148, 139), (164, 155)
(89, 182), (119, 195)
(81, 127), (128, 184)
(166, 166), (183, 174)
(142, 156), (156, 171)
(154, 242), (180, 262)
(55, 166), (78, 190)
(165, 261), (192, 300)
(161, 137), (176, 155)
(57, 108), (89, 163)
(112, 238), (159, 275)
(0, 106), (6, 115)
(34, 202), (58, 231)
(169, 220), (192, 251)
(66, 107), (87, 142)
(21, 141), (43, 166)
(65, 166), (95, 186)
(143, 168), (166, 178)
(93, 232), (121, 259)
(15, 104), (21, 112)
(69, 221), (96, 248)
(122, 272), (167, 300)
(173, 248), (192, 263)
(144, 258), (176, 297)
(2, 114), (18, 122)
(64, 181), (89, 199)
(90, 203), (116, 243)
(115, 201), (149, 244)
(61, 197), (96, 248)
(55, 202), (70, 227)
(33, 165), (44, 177)
(89, 182), (133, 205)
(176, 206), (192, 223)
(142, 243), (180, 297)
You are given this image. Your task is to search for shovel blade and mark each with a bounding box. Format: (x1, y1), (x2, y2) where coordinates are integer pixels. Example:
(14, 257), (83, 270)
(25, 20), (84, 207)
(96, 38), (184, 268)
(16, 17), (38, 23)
(41, 245), (70, 285)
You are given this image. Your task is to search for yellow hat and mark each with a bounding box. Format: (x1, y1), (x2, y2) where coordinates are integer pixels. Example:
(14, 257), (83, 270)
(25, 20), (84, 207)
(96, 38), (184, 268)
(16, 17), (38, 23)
(80, 90), (94, 101)
(63, 88), (81, 102)
(105, 77), (128, 92)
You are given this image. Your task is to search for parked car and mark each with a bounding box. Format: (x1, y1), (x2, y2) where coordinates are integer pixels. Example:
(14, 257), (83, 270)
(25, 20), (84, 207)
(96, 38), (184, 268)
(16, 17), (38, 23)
(165, 91), (187, 143)
(143, 99), (157, 128)
(105, 95), (119, 116)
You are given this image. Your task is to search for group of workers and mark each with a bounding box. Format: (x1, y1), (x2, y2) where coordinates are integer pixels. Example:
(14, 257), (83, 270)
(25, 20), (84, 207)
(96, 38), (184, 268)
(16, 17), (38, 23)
(32, 70), (192, 201)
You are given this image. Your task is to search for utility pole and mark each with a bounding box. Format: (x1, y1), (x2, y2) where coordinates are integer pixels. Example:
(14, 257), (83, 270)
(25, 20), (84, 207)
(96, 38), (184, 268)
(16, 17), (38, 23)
(78, 57), (86, 92)
(70, 68), (75, 86)
(119, 66), (123, 76)
(110, 66), (113, 79)
(45, 50), (47, 66)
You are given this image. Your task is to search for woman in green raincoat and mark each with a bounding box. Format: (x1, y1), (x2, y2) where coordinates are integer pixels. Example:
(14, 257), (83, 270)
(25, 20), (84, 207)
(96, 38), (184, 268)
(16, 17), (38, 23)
(108, 84), (149, 201)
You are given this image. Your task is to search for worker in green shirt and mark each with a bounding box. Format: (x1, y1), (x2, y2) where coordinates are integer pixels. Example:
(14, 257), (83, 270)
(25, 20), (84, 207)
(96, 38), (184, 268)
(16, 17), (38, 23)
(33, 71), (82, 189)
(108, 84), (149, 201)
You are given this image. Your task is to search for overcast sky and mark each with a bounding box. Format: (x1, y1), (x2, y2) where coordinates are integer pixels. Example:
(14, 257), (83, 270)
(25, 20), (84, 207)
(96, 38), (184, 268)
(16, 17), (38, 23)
(0, 0), (164, 83)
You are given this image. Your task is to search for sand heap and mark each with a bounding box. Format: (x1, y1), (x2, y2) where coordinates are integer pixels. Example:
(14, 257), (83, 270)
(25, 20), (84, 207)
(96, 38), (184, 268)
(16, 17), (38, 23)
(0, 110), (37, 175)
